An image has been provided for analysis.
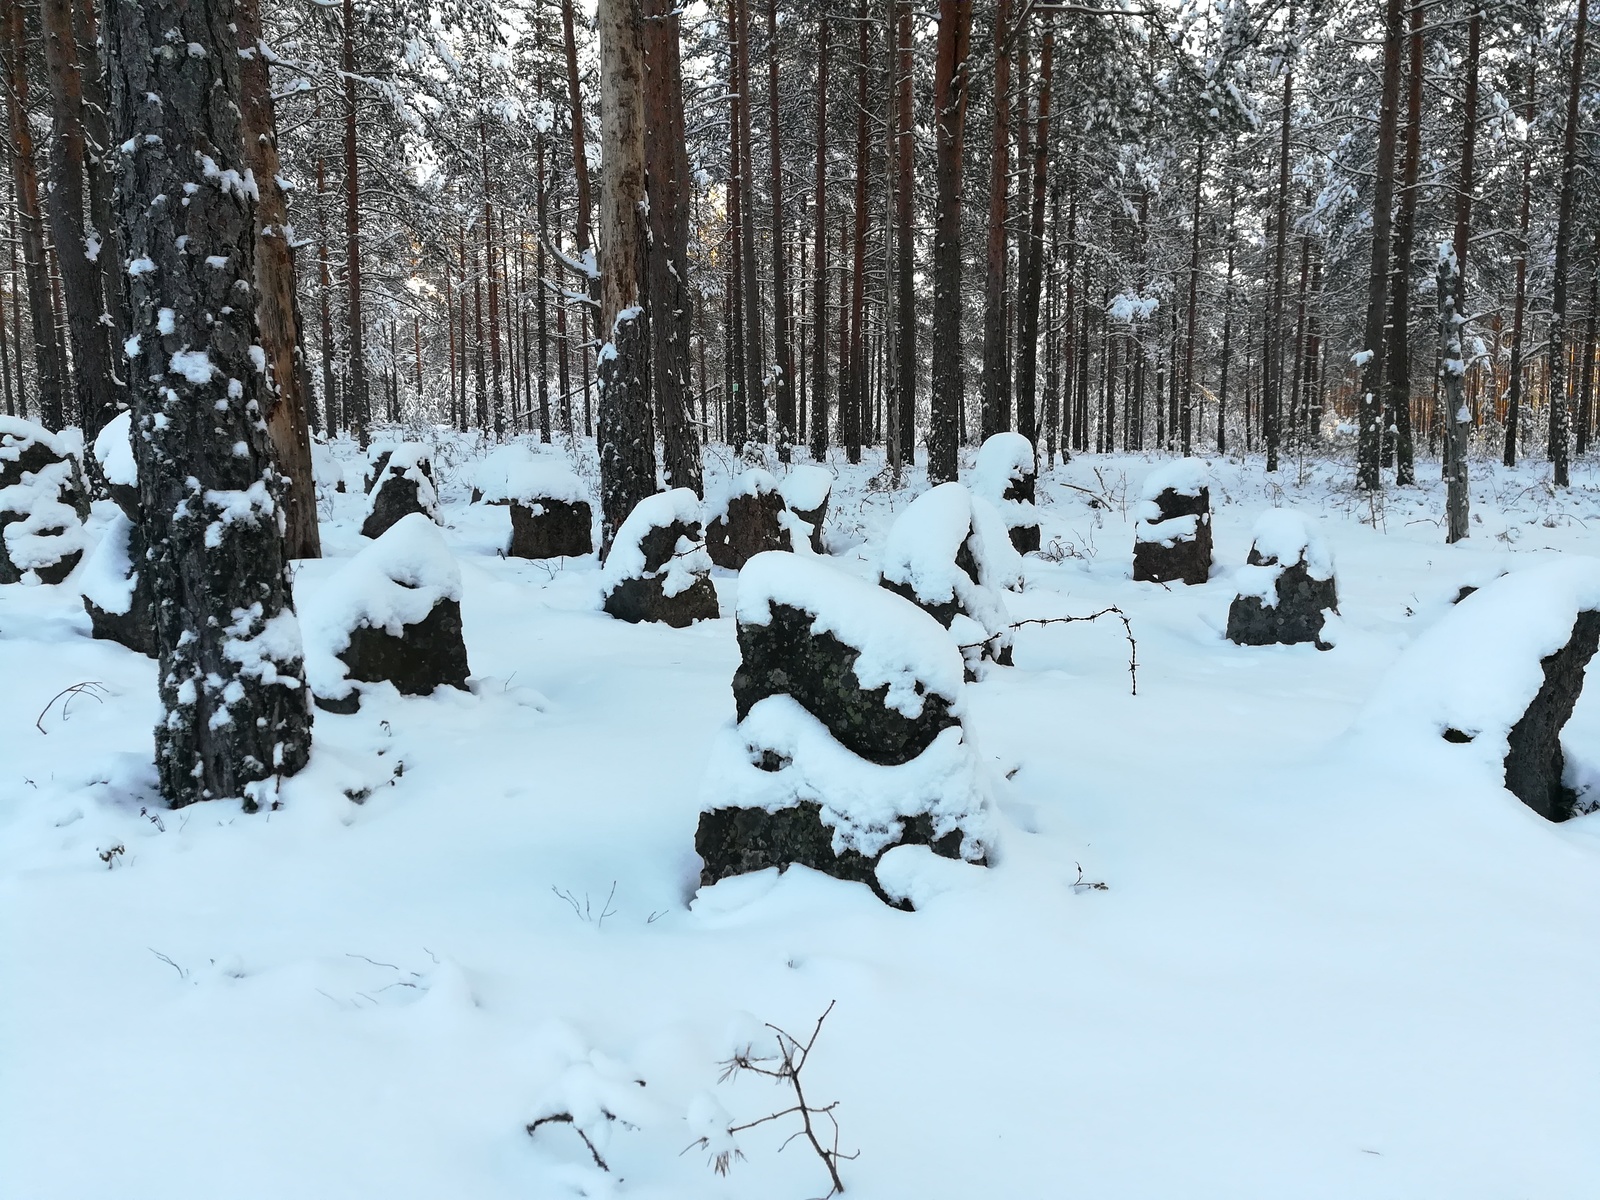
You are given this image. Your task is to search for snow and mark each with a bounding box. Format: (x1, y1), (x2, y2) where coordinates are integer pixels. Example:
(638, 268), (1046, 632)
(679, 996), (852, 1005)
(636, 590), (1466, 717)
(1248, 509), (1333, 579)
(1138, 456), (1210, 501)
(301, 513), (463, 702)
(737, 549), (965, 717)
(92, 412), (138, 489)
(704, 468), (781, 524)
(4, 439), (1600, 1200)
(1, 490), (87, 574)
(0, 415), (77, 467)
(474, 445), (586, 506)
(600, 487), (711, 599)
(972, 432), (1035, 500)
(778, 464), (833, 514)
(78, 509), (138, 615)
(169, 349), (215, 384)
(1358, 556), (1600, 780)
(365, 443), (438, 521)
(702, 693), (990, 861)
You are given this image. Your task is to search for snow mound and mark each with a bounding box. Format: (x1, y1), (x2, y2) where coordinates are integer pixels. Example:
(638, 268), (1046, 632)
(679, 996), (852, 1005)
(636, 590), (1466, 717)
(1234, 510), (1333, 607)
(1138, 457), (1209, 502)
(704, 468), (781, 524)
(601, 487), (711, 598)
(0, 416), (79, 472)
(973, 432), (1035, 501)
(702, 694), (990, 861)
(91, 412), (137, 489)
(497, 459), (587, 506)
(363, 443), (438, 526)
(1358, 557), (1600, 775)
(738, 549), (964, 716)
(778, 464), (832, 514)
(310, 442), (344, 491)
(301, 513), (463, 700)
(79, 510), (138, 616)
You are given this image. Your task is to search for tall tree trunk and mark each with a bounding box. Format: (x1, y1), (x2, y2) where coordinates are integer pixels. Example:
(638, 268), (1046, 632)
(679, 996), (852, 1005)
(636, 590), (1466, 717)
(766, 0), (795, 461)
(341, 0), (369, 442)
(1386, 0), (1424, 486)
(1265, 36), (1295, 474)
(809, 15), (830, 463)
(893, 0), (916, 468)
(1358, 0), (1405, 489)
(1578, 232), (1599, 459)
(40, 0), (120, 435)
(929, 0), (974, 483)
(1546, 0), (1587, 487)
(1015, 24), (1053, 451)
(1181, 136), (1205, 457)
(1, 5), (66, 428)
(537, 139), (553, 442)
(1443, 4), (1480, 543)
(595, 0), (657, 551)
(561, 0), (597, 306)
(1217, 190), (1235, 455)
(734, 0), (766, 446)
(644, 0), (702, 493)
(107, 0), (311, 809)
(844, 0), (870, 465)
(980, 0), (1012, 442)
(315, 131), (336, 433)
(727, 32), (748, 452)
(1504, 39), (1536, 467)
(237, 0), (319, 558)
(473, 222), (488, 430)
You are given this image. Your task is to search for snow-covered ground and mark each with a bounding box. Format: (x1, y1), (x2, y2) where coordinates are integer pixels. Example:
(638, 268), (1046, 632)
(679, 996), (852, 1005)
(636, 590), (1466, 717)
(4, 436), (1599, 1199)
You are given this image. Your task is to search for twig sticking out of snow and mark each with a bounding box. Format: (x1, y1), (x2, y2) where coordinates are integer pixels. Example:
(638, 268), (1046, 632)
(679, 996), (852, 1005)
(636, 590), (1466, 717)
(694, 1000), (858, 1198)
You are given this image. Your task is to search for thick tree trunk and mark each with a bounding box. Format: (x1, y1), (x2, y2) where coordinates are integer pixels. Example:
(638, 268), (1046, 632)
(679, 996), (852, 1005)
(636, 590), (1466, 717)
(595, 0), (657, 552)
(237, 0), (319, 558)
(1358, 0), (1405, 489)
(1386, 0), (1424, 486)
(1546, 0), (1587, 487)
(644, 0), (702, 494)
(929, 0), (974, 483)
(980, 0), (1012, 442)
(810, 16), (830, 463)
(107, 0), (312, 809)
(1, 5), (66, 429)
(40, 0), (121, 435)
(1443, 7), (1480, 542)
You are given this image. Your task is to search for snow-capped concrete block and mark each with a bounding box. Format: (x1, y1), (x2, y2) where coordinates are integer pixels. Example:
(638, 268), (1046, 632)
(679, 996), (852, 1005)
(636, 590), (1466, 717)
(1226, 510), (1338, 650)
(600, 488), (719, 626)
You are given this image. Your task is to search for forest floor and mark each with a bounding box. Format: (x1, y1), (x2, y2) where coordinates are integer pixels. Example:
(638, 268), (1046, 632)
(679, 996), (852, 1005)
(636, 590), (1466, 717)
(3, 436), (1598, 1199)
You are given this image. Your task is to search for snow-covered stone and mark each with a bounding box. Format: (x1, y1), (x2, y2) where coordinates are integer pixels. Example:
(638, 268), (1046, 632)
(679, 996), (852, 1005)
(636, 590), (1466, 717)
(878, 482), (1020, 675)
(698, 552), (990, 907)
(705, 469), (788, 570)
(0, 439), (88, 586)
(91, 412), (139, 517)
(1133, 458), (1212, 586)
(600, 488), (718, 626)
(79, 509), (155, 655)
(1226, 510), (1338, 650)
(1359, 557), (1600, 821)
(777, 465), (832, 553)
(362, 443), (439, 540)
(302, 513), (469, 711)
(972, 432), (1040, 553)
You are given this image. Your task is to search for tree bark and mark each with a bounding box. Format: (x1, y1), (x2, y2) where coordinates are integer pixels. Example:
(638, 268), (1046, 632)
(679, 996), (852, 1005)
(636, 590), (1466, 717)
(766, 0), (795, 461)
(40, 0), (121, 435)
(341, 0), (369, 442)
(237, 0), (319, 558)
(980, 0), (1012, 443)
(1386, 0), (1424, 486)
(844, 0), (870, 465)
(1546, 0), (1587, 487)
(929, 0), (974, 483)
(644, 0), (702, 493)
(561, 0), (598, 306)
(894, 0), (916, 468)
(1444, 6), (1480, 543)
(1, 5), (66, 428)
(595, 0), (657, 551)
(1504, 38), (1536, 468)
(1015, 24), (1052, 450)
(809, 15), (830, 463)
(733, 0), (766, 446)
(1358, 0), (1405, 489)
(107, 0), (312, 809)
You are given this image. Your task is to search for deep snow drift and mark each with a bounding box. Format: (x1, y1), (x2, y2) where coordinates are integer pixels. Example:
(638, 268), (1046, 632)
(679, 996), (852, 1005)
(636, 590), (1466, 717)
(3, 434), (1599, 1200)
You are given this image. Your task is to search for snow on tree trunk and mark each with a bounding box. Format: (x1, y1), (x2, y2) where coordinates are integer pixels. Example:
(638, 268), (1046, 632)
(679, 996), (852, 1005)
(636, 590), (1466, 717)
(108, 0), (312, 810)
